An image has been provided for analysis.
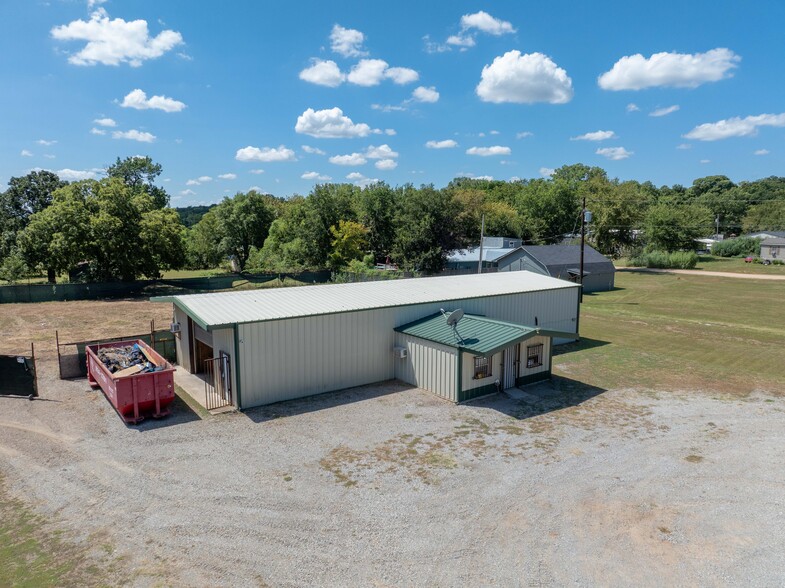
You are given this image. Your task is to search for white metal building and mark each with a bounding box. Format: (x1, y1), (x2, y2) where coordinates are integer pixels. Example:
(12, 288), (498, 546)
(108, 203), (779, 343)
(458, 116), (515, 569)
(153, 272), (580, 410)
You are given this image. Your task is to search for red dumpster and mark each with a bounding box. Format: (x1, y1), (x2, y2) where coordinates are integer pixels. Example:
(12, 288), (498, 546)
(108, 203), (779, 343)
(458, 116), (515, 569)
(86, 339), (175, 424)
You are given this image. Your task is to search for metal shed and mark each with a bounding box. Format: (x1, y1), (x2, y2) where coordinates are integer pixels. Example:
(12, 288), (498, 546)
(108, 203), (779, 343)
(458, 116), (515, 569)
(153, 271), (580, 410)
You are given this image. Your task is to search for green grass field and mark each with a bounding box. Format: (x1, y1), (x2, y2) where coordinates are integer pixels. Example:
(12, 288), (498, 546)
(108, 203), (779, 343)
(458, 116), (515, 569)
(555, 271), (785, 394)
(616, 254), (785, 275)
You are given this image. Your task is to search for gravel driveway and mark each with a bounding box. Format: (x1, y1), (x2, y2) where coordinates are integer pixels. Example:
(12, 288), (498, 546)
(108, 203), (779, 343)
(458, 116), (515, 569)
(1, 357), (784, 586)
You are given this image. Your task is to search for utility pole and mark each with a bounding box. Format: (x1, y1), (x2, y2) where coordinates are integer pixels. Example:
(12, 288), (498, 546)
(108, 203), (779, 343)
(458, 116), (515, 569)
(477, 213), (485, 274)
(578, 196), (586, 303)
(716, 215), (720, 238)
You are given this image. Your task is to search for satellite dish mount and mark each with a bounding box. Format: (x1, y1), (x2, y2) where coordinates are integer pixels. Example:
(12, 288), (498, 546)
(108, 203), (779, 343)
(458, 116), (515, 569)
(440, 308), (465, 345)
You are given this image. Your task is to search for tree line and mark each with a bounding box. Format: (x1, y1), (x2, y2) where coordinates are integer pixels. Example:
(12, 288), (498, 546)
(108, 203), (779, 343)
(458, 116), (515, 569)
(1, 157), (784, 283)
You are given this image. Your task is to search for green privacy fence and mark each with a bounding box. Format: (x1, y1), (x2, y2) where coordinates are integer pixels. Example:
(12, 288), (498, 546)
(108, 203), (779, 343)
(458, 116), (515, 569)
(0, 344), (38, 397)
(0, 271), (332, 304)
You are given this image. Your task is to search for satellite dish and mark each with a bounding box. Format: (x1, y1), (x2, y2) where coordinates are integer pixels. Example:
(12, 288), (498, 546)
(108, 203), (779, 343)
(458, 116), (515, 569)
(446, 308), (464, 326)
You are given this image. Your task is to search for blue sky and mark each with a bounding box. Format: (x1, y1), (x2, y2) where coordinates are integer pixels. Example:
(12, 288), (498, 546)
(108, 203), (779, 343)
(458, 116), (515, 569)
(2, 0), (784, 205)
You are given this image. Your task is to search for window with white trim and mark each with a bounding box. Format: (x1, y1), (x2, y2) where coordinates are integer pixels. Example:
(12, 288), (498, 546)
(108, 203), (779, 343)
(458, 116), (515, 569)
(526, 343), (544, 369)
(473, 356), (491, 379)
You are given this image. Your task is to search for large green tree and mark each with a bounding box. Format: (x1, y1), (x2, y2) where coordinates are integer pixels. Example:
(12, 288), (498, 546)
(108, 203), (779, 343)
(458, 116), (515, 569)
(213, 191), (276, 270)
(18, 178), (185, 281)
(642, 203), (714, 251)
(742, 201), (785, 232)
(106, 155), (169, 208)
(392, 184), (463, 273)
(0, 170), (67, 280)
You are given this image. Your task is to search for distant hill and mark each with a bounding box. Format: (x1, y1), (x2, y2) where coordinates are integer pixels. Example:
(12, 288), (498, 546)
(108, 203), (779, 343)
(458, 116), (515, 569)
(176, 205), (216, 228)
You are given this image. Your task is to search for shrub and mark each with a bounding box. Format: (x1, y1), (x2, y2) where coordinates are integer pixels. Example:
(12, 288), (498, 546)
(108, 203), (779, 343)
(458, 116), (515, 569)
(668, 251), (698, 269)
(711, 237), (762, 257)
(629, 250), (697, 269)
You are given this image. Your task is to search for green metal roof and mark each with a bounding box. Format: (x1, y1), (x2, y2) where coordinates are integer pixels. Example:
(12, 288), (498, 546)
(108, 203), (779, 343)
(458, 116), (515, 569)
(395, 312), (575, 357)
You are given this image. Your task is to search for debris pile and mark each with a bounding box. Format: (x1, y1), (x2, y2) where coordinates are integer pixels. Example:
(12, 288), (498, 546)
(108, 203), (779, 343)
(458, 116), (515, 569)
(97, 344), (166, 378)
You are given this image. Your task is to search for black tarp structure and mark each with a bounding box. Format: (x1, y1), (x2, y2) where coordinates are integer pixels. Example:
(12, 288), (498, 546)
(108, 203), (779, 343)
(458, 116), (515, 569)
(0, 345), (37, 397)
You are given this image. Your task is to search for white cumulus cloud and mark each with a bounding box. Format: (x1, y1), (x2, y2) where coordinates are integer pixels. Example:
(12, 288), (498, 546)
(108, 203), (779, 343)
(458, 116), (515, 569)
(301, 171), (333, 181)
(180, 189), (196, 196)
(299, 59), (345, 87)
(650, 105), (680, 117)
(330, 24), (366, 58)
(626, 103), (640, 112)
(460, 11), (516, 35)
(295, 107), (373, 138)
(596, 146), (632, 160)
(235, 145), (296, 162)
(347, 59), (389, 86)
(412, 86), (439, 103)
(683, 113), (785, 141)
(466, 145), (511, 156)
(302, 145), (326, 155)
(754, 149), (770, 155)
(539, 167), (555, 177)
(329, 153), (367, 166)
(186, 179), (200, 186)
(516, 131), (533, 139)
(56, 168), (100, 181)
(120, 88), (186, 112)
(375, 159), (397, 170)
(571, 130), (617, 141)
(93, 117), (116, 127)
(365, 144), (398, 159)
(426, 139), (458, 149)
(446, 34), (476, 49)
(476, 51), (573, 104)
(50, 8), (183, 67)
(20, 149), (33, 157)
(598, 48), (740, 91)
(37, 139), (57, 146)
(345, 172), (379, 187)
(112, 129), (155, 142)
(218, 173), (237, 180)
(385, 67), (419, 85)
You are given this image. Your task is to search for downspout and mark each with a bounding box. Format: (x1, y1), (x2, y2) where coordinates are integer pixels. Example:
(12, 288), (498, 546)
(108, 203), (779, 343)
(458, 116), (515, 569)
(233, 324), (243, 410)
(455, 348), (463, 403)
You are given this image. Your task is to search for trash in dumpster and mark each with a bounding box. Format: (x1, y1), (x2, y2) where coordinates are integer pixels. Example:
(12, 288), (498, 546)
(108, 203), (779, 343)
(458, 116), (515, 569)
(97, 344), (165, 377)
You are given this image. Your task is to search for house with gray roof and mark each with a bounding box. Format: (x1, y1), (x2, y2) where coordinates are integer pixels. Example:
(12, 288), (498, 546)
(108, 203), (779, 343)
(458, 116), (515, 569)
(517, 245), (616, 292)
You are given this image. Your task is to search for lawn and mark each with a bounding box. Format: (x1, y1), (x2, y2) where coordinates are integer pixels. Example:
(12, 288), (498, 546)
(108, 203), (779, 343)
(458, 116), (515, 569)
(616, 254), (785, 275)
(555, 271), (785, 394)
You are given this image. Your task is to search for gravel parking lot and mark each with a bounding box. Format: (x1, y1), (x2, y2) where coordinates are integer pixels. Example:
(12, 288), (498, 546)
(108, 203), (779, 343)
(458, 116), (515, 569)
(2, 355), (784, 586)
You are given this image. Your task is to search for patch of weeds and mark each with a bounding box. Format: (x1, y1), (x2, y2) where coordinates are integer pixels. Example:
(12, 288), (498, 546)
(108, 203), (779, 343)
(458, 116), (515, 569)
(283, 475), (292, 482)
(684, 454), (704, 463)
(658, 526), (672, 535)
(404, 413), (415, 419)
(319, 445), (362, 487)
(0, 474), (119, 587)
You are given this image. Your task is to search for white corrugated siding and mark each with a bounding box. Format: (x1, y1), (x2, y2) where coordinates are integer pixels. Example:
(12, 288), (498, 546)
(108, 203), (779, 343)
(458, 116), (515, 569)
(394, 333), (457, 402)
(237, 287), (578, 408)
(173, 306), (191, 372)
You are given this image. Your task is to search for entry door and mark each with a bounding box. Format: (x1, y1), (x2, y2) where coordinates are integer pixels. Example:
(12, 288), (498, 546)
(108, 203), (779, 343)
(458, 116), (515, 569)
(503, 344), (519, 389)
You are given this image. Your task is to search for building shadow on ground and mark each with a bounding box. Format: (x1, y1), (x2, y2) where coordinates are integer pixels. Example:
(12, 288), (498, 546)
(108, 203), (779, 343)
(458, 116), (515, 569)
(242, 380), (411, 424)
(553, 336), (610, 356)
(465, 375), (607, 421)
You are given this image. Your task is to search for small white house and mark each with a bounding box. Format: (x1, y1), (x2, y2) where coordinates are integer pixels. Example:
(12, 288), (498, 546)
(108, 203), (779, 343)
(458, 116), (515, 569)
(761, 238), (785, 261)
(153, 272), (580, 409)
